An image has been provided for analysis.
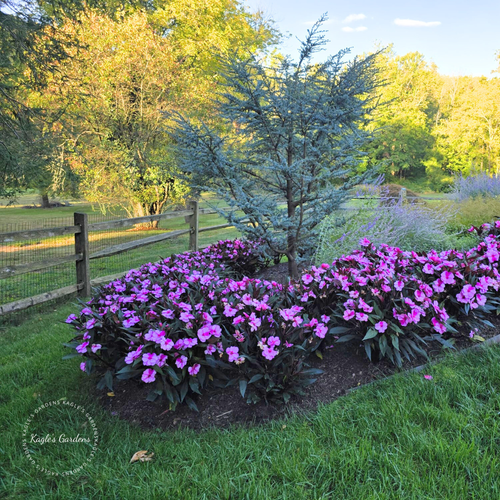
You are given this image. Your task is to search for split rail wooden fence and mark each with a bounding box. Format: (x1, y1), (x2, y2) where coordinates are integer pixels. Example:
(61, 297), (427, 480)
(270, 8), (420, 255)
(0, 201), (232, 316)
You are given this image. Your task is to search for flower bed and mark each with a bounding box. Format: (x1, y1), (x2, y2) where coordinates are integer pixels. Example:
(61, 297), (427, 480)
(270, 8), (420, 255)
(65, 223), (500, 410)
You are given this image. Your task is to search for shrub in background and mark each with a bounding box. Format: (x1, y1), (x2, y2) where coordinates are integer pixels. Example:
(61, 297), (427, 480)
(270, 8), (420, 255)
(315, 199), (455, 264)
(453, 172), (500, 201)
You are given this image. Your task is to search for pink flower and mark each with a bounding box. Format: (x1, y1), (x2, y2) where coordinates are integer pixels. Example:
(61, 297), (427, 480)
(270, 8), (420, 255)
(142, 368), (156, 383)
(321, 315), (330, 323)
(79, 361), (86, 372)
(469, 330), (475, 339)
(76, 342), (89, 354)
(161, 309), (175, 319)
(223, 304), (238, 317)
(156, 354), (168, 367)
(423, 374), (433, 381)
(188, 364), (201, 376)
(422, 263), (434, 274)
(248, 313), (261, 332)
(142, 352), (159, 366)
(374, 321), (388, 333)
(356, 312), (369, 322)
(204, 344), (216, 355)
(476, 294), (487, 306)
(302, 274), (314, 285)
(262, 347), (279, 360)
(160, 338), (174, 351)
(359, 237), (371, 247)
(175, 355), (188, 369)
(394, 280), (404, 291)
(432, 279), (445, 293)
(91, 344), (101, 353)
(315, 323), (328, 338)
(226, 346), (240, 362)
(431, 317), (446, 334)
(343, 309), (355, 321)
(441, 271), (455, 285)
(267, 336), (281, 347)
(65, 314), (77, 324)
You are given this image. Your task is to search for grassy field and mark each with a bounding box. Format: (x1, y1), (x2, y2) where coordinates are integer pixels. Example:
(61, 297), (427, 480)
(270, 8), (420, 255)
(1, 304), (500, 499)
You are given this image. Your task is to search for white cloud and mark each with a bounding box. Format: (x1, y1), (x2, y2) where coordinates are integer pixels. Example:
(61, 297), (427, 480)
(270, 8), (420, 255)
(343, 13), (367, 24)
(394, 18), (441, 27)
(342, 26), (368, 32)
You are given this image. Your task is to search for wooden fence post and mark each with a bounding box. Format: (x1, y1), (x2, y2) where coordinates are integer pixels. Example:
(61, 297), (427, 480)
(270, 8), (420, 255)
(399, 188), (407, 204)
(74, 212), (91, 297)
(188, 200), (199, 252)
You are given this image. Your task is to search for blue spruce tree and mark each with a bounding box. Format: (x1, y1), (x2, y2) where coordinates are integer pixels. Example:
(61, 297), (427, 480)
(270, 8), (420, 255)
(172, 16), (381, 278)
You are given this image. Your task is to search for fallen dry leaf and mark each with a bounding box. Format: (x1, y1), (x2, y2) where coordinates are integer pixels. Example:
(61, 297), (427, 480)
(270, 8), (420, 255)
(130, 450), (154, 464)
(107, 392), (115, 397)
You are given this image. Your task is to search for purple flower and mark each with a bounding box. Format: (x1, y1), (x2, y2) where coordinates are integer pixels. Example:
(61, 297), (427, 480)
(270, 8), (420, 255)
(65, 314), (77, 324)
(188, 364), (201, 376)
(314, 323), (328, 338)
(226, 346), (240, 362)
(302, 274), (313, 285)
(123, 316), (140, 328)
(343, 309), (355, 321)
(356, 312), (369, 322)
(161, 309), (175, 320)
(80, 361), (86, 372)
(142, 368), (156, 383)
(204, 344), (216, 355)
(175, 355), (188, 369)
(374, 321), (388, 333)
(142, 353), (159, 366)
(423, 374), (433, 381)
(262, 347), (278, 360)
(85, 318), (96, 330)
(76, 341), (89, 354)
(267, 336), (281, 347)
(91, 344), (101, 353)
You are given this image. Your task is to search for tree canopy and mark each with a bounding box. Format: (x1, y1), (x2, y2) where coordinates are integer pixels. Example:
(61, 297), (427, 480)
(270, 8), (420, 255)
(173, 17), (381, 277)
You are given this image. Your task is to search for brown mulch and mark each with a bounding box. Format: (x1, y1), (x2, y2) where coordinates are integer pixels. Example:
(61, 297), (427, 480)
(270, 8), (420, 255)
(96, 264), (500, 432)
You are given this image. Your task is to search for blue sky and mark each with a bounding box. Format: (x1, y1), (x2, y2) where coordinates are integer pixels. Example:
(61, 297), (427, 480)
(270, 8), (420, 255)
(243, 0), (499, 76)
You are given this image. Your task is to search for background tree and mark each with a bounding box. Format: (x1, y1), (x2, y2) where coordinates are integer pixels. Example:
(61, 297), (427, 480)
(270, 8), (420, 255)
(434, 76), (500, 176)
(363, 49), (441, 180)
(42, 3), (276, 219)
(0, 0), (72, 201)
(173, 17), (381, 277)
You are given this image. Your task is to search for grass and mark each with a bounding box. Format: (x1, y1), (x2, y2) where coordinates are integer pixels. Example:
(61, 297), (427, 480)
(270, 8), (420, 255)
(1, 304), (500, 499)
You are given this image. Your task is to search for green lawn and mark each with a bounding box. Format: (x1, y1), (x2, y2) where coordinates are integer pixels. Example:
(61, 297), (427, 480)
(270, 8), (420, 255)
(1, 304), (500, 499)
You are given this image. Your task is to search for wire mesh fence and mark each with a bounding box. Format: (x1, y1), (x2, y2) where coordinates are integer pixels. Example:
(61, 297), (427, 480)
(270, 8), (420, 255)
(0, 210), (239, 318)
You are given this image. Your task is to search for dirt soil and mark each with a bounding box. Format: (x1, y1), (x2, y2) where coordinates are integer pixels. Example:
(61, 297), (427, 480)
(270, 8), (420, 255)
(97, 264), (500, 432)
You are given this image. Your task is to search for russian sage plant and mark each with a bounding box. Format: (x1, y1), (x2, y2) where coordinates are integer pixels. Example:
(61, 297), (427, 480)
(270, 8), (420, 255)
(453, 173), (500, 201)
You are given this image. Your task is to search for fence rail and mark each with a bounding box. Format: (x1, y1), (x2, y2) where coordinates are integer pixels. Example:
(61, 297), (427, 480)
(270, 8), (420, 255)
(0, 201), (229, 316)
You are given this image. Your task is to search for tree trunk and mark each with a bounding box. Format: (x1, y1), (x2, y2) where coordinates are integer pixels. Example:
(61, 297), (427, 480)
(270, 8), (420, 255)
(287, 255), (299, 280)
(41, 193), (50, 208)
